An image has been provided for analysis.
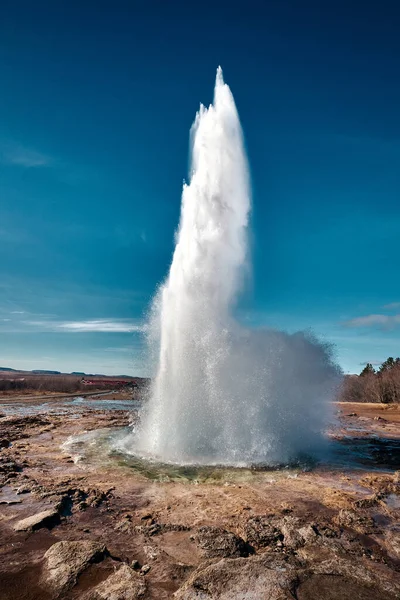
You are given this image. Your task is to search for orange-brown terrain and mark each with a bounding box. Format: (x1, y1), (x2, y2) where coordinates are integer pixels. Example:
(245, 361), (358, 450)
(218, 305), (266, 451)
(0, 394), (399, 599)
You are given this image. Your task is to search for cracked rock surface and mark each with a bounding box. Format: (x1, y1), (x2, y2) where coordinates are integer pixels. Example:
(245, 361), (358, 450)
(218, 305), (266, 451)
(0, 396), (399, 599)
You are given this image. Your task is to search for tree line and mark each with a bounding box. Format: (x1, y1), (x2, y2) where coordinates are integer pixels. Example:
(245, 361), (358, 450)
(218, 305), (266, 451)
(340, 357), (400, 403)
(0, 375), (82, 394)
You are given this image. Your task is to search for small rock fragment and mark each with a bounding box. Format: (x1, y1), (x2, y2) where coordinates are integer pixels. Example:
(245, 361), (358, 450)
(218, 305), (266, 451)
(84, 563), (146, 599)
(143, 545), (159, 560)
(281, 517), (304, 549)
(16, 485), (31, 495)
(13, 508), (60, 532)
(192, 526), (250, 558)
(243, 515), (282, 548)
(336, 509), (375, 534)
(140, 564), (151, 575)
(140, 512), (153, 521)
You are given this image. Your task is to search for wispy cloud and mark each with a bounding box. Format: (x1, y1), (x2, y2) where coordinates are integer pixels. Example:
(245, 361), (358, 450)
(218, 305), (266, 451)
(24, 318), (143, 333)
(56, 320), (142, 333)
(383, 302), (400, 310)
(104, 347), (134, 353)
(0, 142), (51, 168)
(343, 314), (400, 329)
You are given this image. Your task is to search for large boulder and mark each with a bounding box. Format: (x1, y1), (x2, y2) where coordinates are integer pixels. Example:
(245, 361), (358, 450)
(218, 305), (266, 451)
(83, 563), (146, 599)
(175, 553), (400, 600)
(175, 554), (298, 599)
(42, 540), (106, 595)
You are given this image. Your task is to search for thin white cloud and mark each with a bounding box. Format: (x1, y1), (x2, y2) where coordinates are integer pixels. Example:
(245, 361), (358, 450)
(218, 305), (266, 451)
(57, 320), (142, 332)
(383, 302), (400, 310)
(1, 143), (51, 168)
(343, 314), (400, 329)
(24, 318), (143, 333)
(104, 347), (134, 353)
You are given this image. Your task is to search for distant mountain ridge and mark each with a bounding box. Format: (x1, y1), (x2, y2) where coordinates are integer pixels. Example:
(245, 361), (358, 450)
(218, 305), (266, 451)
(0, 367), (136, 378)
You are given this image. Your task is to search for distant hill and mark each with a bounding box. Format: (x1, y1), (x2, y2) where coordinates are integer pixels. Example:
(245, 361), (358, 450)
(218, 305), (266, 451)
(0, 367), (142, 379)
(32, 370), (62, 375)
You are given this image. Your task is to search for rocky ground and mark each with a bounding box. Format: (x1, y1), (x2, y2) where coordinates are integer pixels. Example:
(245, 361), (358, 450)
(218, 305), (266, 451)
(0, 397), (399, 599)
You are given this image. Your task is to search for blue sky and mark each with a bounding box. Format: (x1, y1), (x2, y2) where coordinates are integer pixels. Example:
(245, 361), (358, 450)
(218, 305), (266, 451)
(0, 0), (399, 375)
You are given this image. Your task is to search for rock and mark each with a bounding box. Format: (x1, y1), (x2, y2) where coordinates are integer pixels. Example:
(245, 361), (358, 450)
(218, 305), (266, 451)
(115, 516), (134, 534)
(175, 553), (298, 599)
(310, 556), (400, 598)
(13, 508), (60, 532)
(0, 415), (51, 442)
(281, 517), (303, 549)
(143, 545), (159, 560)
(0, 458), (21, 474)
(140, 512), (153, 521)
(298, 524), (319, 545)
(16, 484), (31, 494)
(281, 518), (318, 550)
(140, 564), (151, 575)
(242, 515), (283, 548)
(336, 509), (375, 534)
(192, 526), (250, 559)
(84, 563), (146, 599)
(0, 438), (10, 448)
(385, 526), (400, 558)
(296, 573), (382, 600)
(175, 552), (400, 600)
(0, 486), (22, 505)
(353, 494), (380, 508)
(42, 540), (106, 594)
(139, 521), (191, 536)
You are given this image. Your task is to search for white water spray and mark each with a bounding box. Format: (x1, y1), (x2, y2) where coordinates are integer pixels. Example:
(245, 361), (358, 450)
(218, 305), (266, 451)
(128, 68), (340, 466)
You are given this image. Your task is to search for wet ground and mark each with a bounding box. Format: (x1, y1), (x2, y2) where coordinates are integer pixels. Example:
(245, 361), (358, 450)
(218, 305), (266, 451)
(0, 394), (140, 417)
(0, 396), (399, 599)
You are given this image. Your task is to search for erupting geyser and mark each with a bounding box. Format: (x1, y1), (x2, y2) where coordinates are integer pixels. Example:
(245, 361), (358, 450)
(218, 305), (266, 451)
(126, 68), (341, 466)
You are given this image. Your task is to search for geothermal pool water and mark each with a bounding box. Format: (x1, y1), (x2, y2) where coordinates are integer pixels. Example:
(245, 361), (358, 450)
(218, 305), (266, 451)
(122, 68), (341, 467)
(0, 396), (140, 417)
(63, 424), (400, 483)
